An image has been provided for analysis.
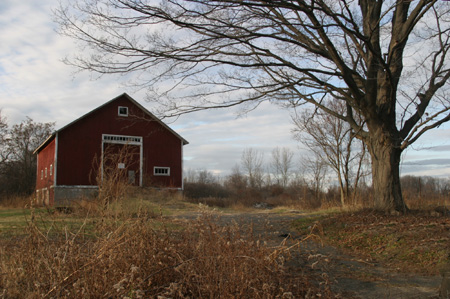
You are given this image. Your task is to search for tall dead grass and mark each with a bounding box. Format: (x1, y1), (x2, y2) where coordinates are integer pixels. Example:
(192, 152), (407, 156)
(95, 144), (138, 209)
(0, 195), (33, 209)
(0, 207), (322, 298)
(405, 193), (450, 212)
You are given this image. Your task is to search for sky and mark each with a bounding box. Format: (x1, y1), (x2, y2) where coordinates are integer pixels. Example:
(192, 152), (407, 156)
(1, 0), (450, 181)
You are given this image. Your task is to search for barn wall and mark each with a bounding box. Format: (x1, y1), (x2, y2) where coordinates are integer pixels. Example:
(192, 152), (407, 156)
(35, 137), (56, 205)
(144, 131), (183, 188)
(56, 95), (184, 189)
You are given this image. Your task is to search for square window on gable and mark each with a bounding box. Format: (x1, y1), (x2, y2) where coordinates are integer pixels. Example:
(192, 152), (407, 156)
(118, 106), (128, 117)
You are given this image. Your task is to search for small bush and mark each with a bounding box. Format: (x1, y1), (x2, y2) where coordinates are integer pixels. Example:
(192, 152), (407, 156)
(184, 182), (231, 199)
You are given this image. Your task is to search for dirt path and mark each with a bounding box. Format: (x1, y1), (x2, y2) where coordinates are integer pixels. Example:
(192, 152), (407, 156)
(171, 210), (442, 298)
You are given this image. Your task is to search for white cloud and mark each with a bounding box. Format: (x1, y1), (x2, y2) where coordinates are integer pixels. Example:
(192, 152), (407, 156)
(0, 0), (129, 125)
(177, 102), (303, 175)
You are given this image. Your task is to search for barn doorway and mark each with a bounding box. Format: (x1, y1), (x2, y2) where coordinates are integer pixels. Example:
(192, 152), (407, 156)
(101, 134), (143, 186)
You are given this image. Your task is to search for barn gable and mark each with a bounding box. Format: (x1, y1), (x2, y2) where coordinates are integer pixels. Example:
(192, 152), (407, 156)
(34, 93), (188, 206)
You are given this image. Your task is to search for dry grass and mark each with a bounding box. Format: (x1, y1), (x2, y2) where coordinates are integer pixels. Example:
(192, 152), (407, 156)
(293, 210), (450, 275)
(5, 166), (448, 297)
(0, 195), (33, 209)
(405, 195), (450, 212)
(0, 203), (326, 298)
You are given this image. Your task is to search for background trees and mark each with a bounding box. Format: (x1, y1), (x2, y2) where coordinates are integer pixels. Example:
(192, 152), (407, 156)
(271, 147), (294, 188)
(0, 111), (9, 165)
(183, 147), (448, 210)
(0, 114), (54, 200)
(300, 152), (329, 205)
(56, 0), (450, 212)
(241, 148), (265, 190)
(292, 101), (369, 206)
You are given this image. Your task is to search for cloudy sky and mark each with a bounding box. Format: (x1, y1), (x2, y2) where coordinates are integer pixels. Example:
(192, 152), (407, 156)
(1, 0), (450, 180)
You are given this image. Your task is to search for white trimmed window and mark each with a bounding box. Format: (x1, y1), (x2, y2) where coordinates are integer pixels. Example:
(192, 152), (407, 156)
(50, 164), (53, 176)
(154, 167), (170, 176)
(45, 167), (47, 178)
(103, 134), (142, 145)
(41, 170), (43, 180)
(118, 106), (128, 117)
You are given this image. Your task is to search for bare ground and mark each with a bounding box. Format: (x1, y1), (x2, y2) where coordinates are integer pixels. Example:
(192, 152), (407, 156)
(170, 210), (443, 298)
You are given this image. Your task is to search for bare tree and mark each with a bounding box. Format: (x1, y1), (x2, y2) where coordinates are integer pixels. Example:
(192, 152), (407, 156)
(56, 0), (450, 212)
(0, 110), (9, 165)
(196, 169), (217, 184)
(241, 148), (265, 189)
(224, 164), (248, 192)
(271, 147), (294, 188)
(301, 152), (329, 205)
(3, 118), (54, 195)
(184, 168), (198, 184)
(183, 168), (217, 184)
(293, 101), (369, 206)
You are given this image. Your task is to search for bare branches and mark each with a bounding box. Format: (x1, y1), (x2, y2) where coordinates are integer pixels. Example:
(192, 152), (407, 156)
(241, 148), (265, 189)
(54, 0), (450, 210)
(399, 3), (450, 144)
(271, 147), (294, 187)
(56, 1), (365, 114)
(292, 100), (368, 205)
(0, 116), (54, 197)
(56, 0), (450, 153)
(0, 111), (9, 165)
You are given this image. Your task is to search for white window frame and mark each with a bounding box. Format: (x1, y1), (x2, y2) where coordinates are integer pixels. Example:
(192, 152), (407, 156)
(118, 106), (128, 117)
(102, 134), (142, 145)
(154, 167), (170, 176)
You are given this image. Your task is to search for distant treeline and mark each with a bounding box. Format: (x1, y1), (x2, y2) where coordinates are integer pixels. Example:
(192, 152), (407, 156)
(183, 168), (450, 209)
(0, 112), (54, 201)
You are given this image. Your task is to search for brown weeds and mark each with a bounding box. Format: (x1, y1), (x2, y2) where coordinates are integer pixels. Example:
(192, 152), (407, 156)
(302, 211), (450, 275)
(0, 207), (322, 298)
(0, 195), (33, 209)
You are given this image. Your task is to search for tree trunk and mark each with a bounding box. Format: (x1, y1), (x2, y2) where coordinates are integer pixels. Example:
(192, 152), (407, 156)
(367, 133), (407, 213)
(336, 170), (346, 207)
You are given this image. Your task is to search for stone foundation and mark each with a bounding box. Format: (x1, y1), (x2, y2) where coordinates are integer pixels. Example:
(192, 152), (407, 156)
(53, 185), (98, 206)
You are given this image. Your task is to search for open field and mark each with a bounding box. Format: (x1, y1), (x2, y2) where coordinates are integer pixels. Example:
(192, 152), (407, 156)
(0, 195), (327, 298)
(0, 192), (448, 298)
(293, 211), (450, 275)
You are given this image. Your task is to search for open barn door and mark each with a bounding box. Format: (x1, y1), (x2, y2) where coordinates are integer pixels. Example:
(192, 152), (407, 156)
(101, 134), (143, 186)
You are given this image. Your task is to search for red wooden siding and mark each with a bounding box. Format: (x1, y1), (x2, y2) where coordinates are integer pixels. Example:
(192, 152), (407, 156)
(36, 137), (55, 190)
(55, 95), (184, 188)
(35, 137), (56, 205)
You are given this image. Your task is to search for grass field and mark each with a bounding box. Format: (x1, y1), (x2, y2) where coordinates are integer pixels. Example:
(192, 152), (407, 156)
(0, 194), (327, 298)
(0, 191), (448, 298)
(293, 209), (450, 275)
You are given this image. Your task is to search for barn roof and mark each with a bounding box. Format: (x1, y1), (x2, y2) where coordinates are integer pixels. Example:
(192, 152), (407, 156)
(34, 93), (188, 154)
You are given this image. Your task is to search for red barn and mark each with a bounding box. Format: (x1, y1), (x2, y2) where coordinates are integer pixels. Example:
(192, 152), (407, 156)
(34, 93), (188, 206)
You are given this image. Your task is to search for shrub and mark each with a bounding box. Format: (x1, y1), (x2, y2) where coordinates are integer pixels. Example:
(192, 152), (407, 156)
(184, 182), (231, 199)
